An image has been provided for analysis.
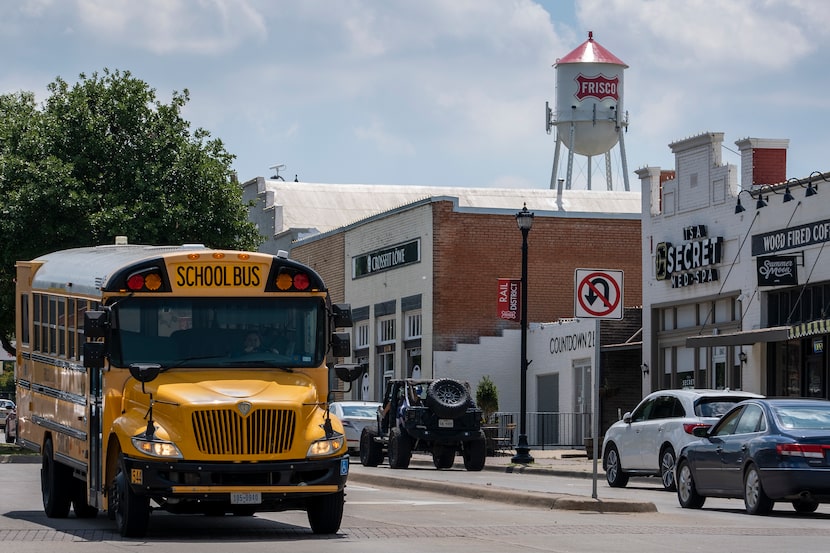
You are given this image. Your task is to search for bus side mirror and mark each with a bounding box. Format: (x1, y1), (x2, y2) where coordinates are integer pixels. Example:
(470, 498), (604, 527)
(332, 303), (353, 328)
(129, 363), (162, 384)
(84, 310), (109, 338)
(83, 342), (106, 370)
(334, 363), (366, 383)
(331, 332), (351, 357)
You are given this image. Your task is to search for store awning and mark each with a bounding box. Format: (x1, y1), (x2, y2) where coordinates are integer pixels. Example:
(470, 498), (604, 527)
(685, 326), (791, 348)
(789, 319), (830, 340)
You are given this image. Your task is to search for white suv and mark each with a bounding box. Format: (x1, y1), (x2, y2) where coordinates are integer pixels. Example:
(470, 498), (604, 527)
(602, 389), (763, 490)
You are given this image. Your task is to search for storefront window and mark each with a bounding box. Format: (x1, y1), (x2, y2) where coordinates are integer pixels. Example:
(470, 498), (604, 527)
(771, 341), (802, 396)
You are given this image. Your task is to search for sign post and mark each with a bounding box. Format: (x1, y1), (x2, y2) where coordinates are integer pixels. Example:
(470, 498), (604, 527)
(574, 269), (624, 499)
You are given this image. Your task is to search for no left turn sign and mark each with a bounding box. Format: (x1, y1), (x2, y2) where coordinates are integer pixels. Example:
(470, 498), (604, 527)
(574, 269), (624, 320)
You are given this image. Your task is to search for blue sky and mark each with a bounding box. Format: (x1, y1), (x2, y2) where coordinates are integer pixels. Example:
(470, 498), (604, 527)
(3, 1), (828, 191)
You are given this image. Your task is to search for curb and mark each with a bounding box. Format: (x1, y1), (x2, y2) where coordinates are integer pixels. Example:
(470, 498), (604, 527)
(348, 468), (656, 514)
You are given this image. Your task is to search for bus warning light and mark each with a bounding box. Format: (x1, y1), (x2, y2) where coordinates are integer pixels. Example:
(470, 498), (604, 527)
(293, 273), (310, 291)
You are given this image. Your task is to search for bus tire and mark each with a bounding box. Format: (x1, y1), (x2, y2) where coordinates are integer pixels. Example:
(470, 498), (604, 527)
(41, 438), (72, 518)
(307, 490), (344, 534)
(113, 461), (151, 538)
(72, 478), (99, 518)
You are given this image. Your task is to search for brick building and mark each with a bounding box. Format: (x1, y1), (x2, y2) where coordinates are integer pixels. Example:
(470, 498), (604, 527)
(243, 181), (646, 433)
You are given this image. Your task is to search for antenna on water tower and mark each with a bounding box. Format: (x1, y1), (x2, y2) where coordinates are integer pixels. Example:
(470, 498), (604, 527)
(546, 31), (631, 191)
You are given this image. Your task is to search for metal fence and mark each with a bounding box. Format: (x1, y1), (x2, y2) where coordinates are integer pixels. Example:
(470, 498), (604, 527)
(491, 411), (592, 449)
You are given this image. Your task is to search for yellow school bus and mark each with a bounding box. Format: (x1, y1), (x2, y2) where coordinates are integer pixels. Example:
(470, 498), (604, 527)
(14, 242), (360, 537)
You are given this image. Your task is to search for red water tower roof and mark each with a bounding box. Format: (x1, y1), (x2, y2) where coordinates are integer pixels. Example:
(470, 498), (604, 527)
(555, 31), (628, 67)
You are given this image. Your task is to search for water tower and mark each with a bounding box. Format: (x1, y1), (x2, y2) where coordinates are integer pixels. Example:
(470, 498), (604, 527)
(546, 32), (630, 191)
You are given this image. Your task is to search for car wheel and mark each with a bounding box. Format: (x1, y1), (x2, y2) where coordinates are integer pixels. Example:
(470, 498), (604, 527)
(462, 437), (486, 471)
(744, 464), (774, 515)
(113, 457), (151, 537)
(603, 444), (629, 488)
(359, 427), (384, 467)
(792, 499), (819, 514)
(424, 379), (470, 419)
(660, 446), (677, 491)
(307, 490), (344, 534)
(432, 444), (455, 469)
(41, 438), (72, 518)
(676, 459), (705, 509)
(388, 428), (411, 469)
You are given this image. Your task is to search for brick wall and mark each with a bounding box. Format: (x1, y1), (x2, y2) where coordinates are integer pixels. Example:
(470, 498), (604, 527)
(291, 232), (346, 303)
(752, 148), (787, 185)
(432, 201), (642, 352)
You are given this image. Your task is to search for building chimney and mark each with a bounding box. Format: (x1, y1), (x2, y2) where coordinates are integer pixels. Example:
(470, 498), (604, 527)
(735, 138), (789, 187)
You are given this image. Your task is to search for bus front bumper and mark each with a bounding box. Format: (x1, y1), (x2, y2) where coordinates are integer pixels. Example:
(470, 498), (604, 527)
(121, 455), (349, 509)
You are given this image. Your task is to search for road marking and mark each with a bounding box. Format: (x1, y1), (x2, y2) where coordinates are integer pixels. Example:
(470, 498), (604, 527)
(347, 500), (466, 505)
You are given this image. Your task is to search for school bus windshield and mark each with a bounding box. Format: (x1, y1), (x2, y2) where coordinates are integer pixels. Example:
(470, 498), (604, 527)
(109, 296), (327, 369)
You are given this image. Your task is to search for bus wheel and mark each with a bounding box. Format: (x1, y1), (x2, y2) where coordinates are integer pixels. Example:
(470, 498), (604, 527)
(113, 462), (150, 537)
(307, 490), (344, 534)
(72, 478), (99, 518)
(41, 438), (72, 518)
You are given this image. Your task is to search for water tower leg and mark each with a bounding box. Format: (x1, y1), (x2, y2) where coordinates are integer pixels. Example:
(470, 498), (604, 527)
(550, 136), (562, 190)
(566, 122), (575, 190)
(605, 151), (613, 191)
(618, 130), (631, 191)
(587, 155), (593, 191)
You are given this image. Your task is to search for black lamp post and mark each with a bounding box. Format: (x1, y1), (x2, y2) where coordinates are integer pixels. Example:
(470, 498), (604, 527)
(512, 203), (534, 464)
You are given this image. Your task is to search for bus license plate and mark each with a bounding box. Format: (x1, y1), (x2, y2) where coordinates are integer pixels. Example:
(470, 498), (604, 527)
(231, 492), (262, 505)
(438, 419), (453, 428)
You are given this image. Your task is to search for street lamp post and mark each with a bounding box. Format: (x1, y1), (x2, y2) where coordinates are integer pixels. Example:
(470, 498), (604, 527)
(512, 203), (534, 464)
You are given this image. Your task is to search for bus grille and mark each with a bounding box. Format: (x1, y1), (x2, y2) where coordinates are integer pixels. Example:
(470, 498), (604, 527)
(192, 409), (296, 455)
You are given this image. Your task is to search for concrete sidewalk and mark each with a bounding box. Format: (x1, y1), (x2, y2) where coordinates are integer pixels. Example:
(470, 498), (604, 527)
(479, 447), (603, 477)
(348, 449), (658, 514)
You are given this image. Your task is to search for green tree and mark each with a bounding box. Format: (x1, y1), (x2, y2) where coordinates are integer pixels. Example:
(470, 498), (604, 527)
(475, 375), (499, 424)
(0, 69), (262, 355)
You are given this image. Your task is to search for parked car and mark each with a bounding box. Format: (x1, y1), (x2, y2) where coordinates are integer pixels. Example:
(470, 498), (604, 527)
(330, 401), (382, 453)
(676, 398), (830, 515)
(359, 378), (486, 471)
(602, 389), (764, 490)
(4, 407), (16, 443)
(0, 399), (14, 430)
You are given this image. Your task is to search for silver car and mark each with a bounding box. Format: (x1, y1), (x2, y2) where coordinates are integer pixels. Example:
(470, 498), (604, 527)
(0, 399), (14, 430)
(602, 389), (763, 491)
(330, 401), (382, 453)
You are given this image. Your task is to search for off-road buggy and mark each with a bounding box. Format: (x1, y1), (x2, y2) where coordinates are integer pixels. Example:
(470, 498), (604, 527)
(359, 378), (486, 471)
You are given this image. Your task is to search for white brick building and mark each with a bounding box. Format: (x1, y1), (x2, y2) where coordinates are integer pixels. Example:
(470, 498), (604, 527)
(639, 132), (830, 398)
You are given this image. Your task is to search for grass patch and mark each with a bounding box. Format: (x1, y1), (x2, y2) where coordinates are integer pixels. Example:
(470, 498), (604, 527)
(0, 442), (37, 456)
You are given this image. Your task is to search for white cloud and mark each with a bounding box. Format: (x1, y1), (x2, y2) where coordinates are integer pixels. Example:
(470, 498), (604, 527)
(354, 118), (416, 157)
(76, 0), (267, 55)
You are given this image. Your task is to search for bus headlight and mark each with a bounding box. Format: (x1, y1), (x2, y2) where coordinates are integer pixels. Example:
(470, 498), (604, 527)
(132, 436), (183, 459)
(306, 433), (346, 457)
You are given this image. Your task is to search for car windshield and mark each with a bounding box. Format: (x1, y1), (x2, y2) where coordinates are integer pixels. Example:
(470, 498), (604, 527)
(109, 296), (327, 369)
(340, 405), (379, 417)
(695, 397), (751, 417)
(773, 404), (830, 430)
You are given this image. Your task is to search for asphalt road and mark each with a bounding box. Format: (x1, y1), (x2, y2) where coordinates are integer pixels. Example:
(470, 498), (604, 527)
(5, 453), (830, 553)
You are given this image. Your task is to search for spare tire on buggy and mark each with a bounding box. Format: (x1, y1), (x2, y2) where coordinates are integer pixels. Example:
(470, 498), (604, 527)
(424, 378), (472, 419)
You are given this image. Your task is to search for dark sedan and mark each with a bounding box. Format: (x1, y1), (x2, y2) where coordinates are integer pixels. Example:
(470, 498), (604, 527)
(676, 398), (830, 515)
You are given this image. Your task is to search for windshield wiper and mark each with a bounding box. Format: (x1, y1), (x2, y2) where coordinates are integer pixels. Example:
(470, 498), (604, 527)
(222, 360), (294, 371)
(165, 354), (231, 369)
